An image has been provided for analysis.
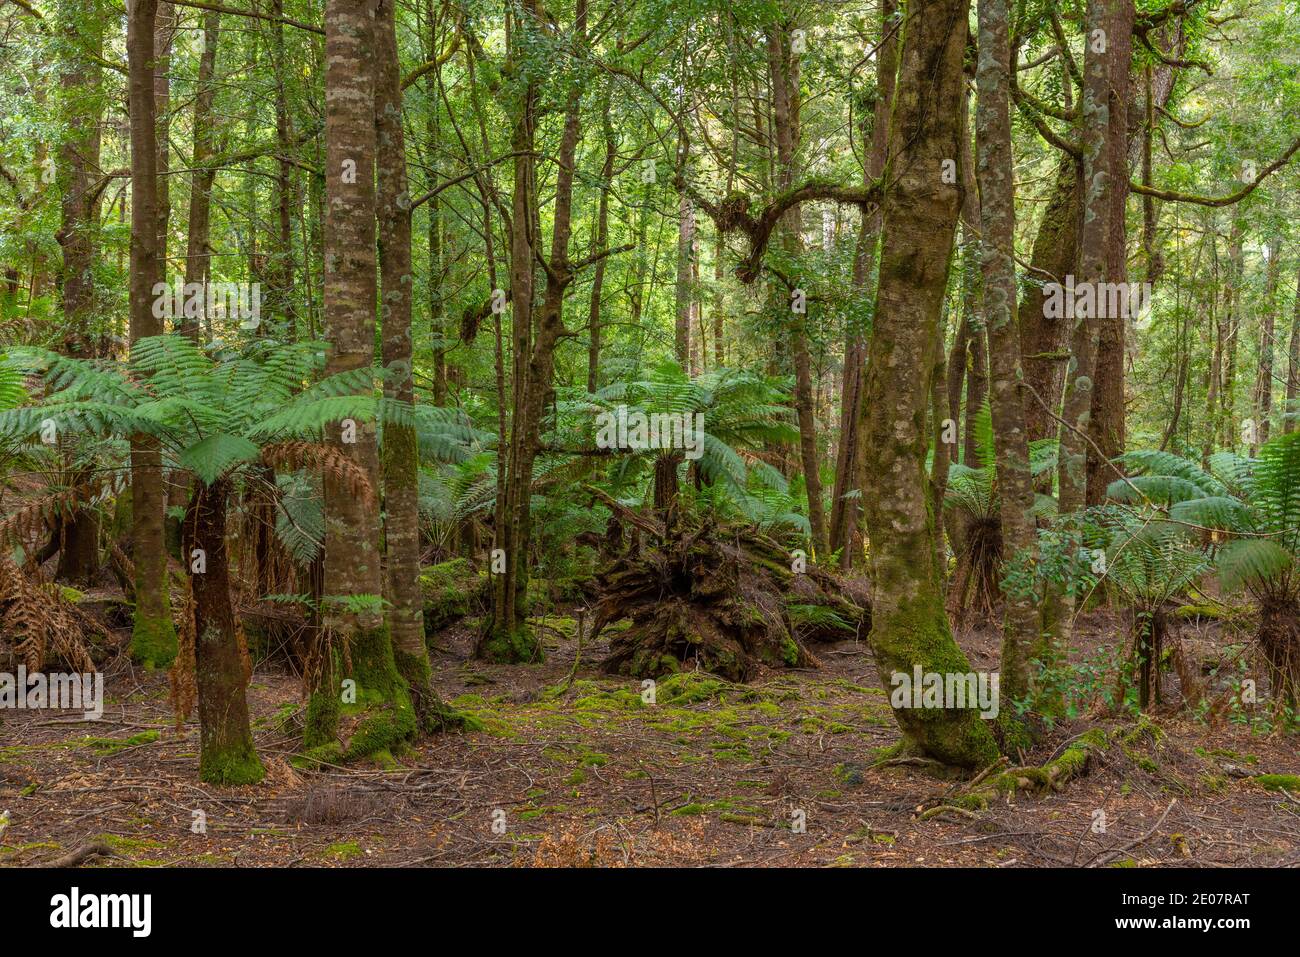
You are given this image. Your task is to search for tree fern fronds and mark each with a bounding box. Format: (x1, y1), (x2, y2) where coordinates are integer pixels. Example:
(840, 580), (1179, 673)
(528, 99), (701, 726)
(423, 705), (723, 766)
(259, 441), (373, 502)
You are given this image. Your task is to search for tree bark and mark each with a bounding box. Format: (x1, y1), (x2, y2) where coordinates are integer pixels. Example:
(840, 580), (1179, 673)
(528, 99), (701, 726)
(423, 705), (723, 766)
(975, 0), (1038, 716)
(858, 0), (999, 767)
(306, 0), (417, 759)
(55, 0), (104, 584)
(829, 0), (896, 568)
(1086, 0), (1134, 506)
(184, 478), (262, 784)
(374, 0), (453, 730)
(127, 0), (178, 666)
(181, 10), (220, 342)
(1285, 260), (1300, 434)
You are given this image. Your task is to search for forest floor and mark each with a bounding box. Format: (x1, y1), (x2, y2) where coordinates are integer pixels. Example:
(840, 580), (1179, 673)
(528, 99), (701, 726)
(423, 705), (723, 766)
(2, 603), (1298, 868)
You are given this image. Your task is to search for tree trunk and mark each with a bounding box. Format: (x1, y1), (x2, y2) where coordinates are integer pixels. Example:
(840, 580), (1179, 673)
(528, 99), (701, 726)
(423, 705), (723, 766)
(830, 0), (896, 568)
(184, 478), (262, 784)
(1285, 260), (1300, 434)
(181, 10), (220, 342)
(1086, 0), (1134, 506)
(481, 0), (587, 662)
(975, 0), (1038, 719)
(858, 0), (999, 768)
(587, 94), (615, 395)
(768, 17), (829, 560)
(127, 0), (178, 666)
(305, 0), (417, 761)
(375, 0), (452, 730)
(1253, 239), (1280, 450)
(55, 0), (104, 584)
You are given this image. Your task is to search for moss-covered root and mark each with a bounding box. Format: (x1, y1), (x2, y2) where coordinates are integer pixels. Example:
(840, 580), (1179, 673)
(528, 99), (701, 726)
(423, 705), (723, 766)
(1252, 774), (1300, 793)
(869, 594), (1001, 769)
(922, 729), (1110, 817)
(130, 613), (178, 669)
(299, 624), (419, 768)
(199, 738), (264, 786)
(394, 648), (473, 734)
(477, 622), (543, 665)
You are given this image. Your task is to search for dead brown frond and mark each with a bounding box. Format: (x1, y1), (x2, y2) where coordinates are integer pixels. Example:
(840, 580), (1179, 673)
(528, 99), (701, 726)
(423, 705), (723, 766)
(0, 472), (126, 550)
(259, 441), (372, 502)
(0, 552), (99, 673)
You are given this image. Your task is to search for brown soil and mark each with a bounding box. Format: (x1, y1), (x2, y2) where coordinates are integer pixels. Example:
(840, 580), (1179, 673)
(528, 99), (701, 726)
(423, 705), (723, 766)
(1, 602), (1297, 868)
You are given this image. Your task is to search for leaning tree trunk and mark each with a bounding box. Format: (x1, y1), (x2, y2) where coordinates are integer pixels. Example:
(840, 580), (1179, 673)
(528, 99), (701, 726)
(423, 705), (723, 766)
(857, 0), (999, 768)
(184, 478), (262, 784)
(126, 0), (177, 667)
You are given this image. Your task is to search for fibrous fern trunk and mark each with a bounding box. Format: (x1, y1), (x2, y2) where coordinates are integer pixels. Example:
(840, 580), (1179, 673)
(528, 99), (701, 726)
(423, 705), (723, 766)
(184, 479), (262, 784)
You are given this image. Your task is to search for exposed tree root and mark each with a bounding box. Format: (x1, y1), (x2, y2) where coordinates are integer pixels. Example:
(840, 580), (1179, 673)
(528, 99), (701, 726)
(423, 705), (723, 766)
(587, 509), (869, 681)
(917, 728), (1111, 819)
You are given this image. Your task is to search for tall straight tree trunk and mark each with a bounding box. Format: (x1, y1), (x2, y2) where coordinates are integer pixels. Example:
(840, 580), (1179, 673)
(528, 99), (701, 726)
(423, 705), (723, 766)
(1253, 240), (1281, 449)
(1220, 218), (1244, 448)
(1053, 0), (1116, 666)
(482, 0), (587, 662)
(975, 0), (1038, 718)
(1285, 259), (1300, 434)
(375, 0), (453, 730)
(154, 3), (174, 275)
(181, 10), (220, 342)
(55, 0), (104, 584)
(674, 193), (695, 365)
(485, 2), (542, 662)
(305, 0), (416, 761)
(858, 0), (998, 768)
(127, 0), (177, 666)
(271, 0), (294, 328)
(768, 17), (829, 559)
(1086, 0), (1134, 506)
(587, 93), (615, 395)
(184, 478), (262, 784)
(829, 0), (895, 567)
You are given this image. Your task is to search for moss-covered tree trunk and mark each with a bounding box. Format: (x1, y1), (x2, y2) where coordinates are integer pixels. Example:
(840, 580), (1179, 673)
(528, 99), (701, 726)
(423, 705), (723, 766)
(375, 0), (455, 730)
(306, 0), (416, 763)
(185, 478), (262, 784)
(857, 0), (999, 768)
(126, 0), (177, 667)
(975, 0), (1038, 720)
